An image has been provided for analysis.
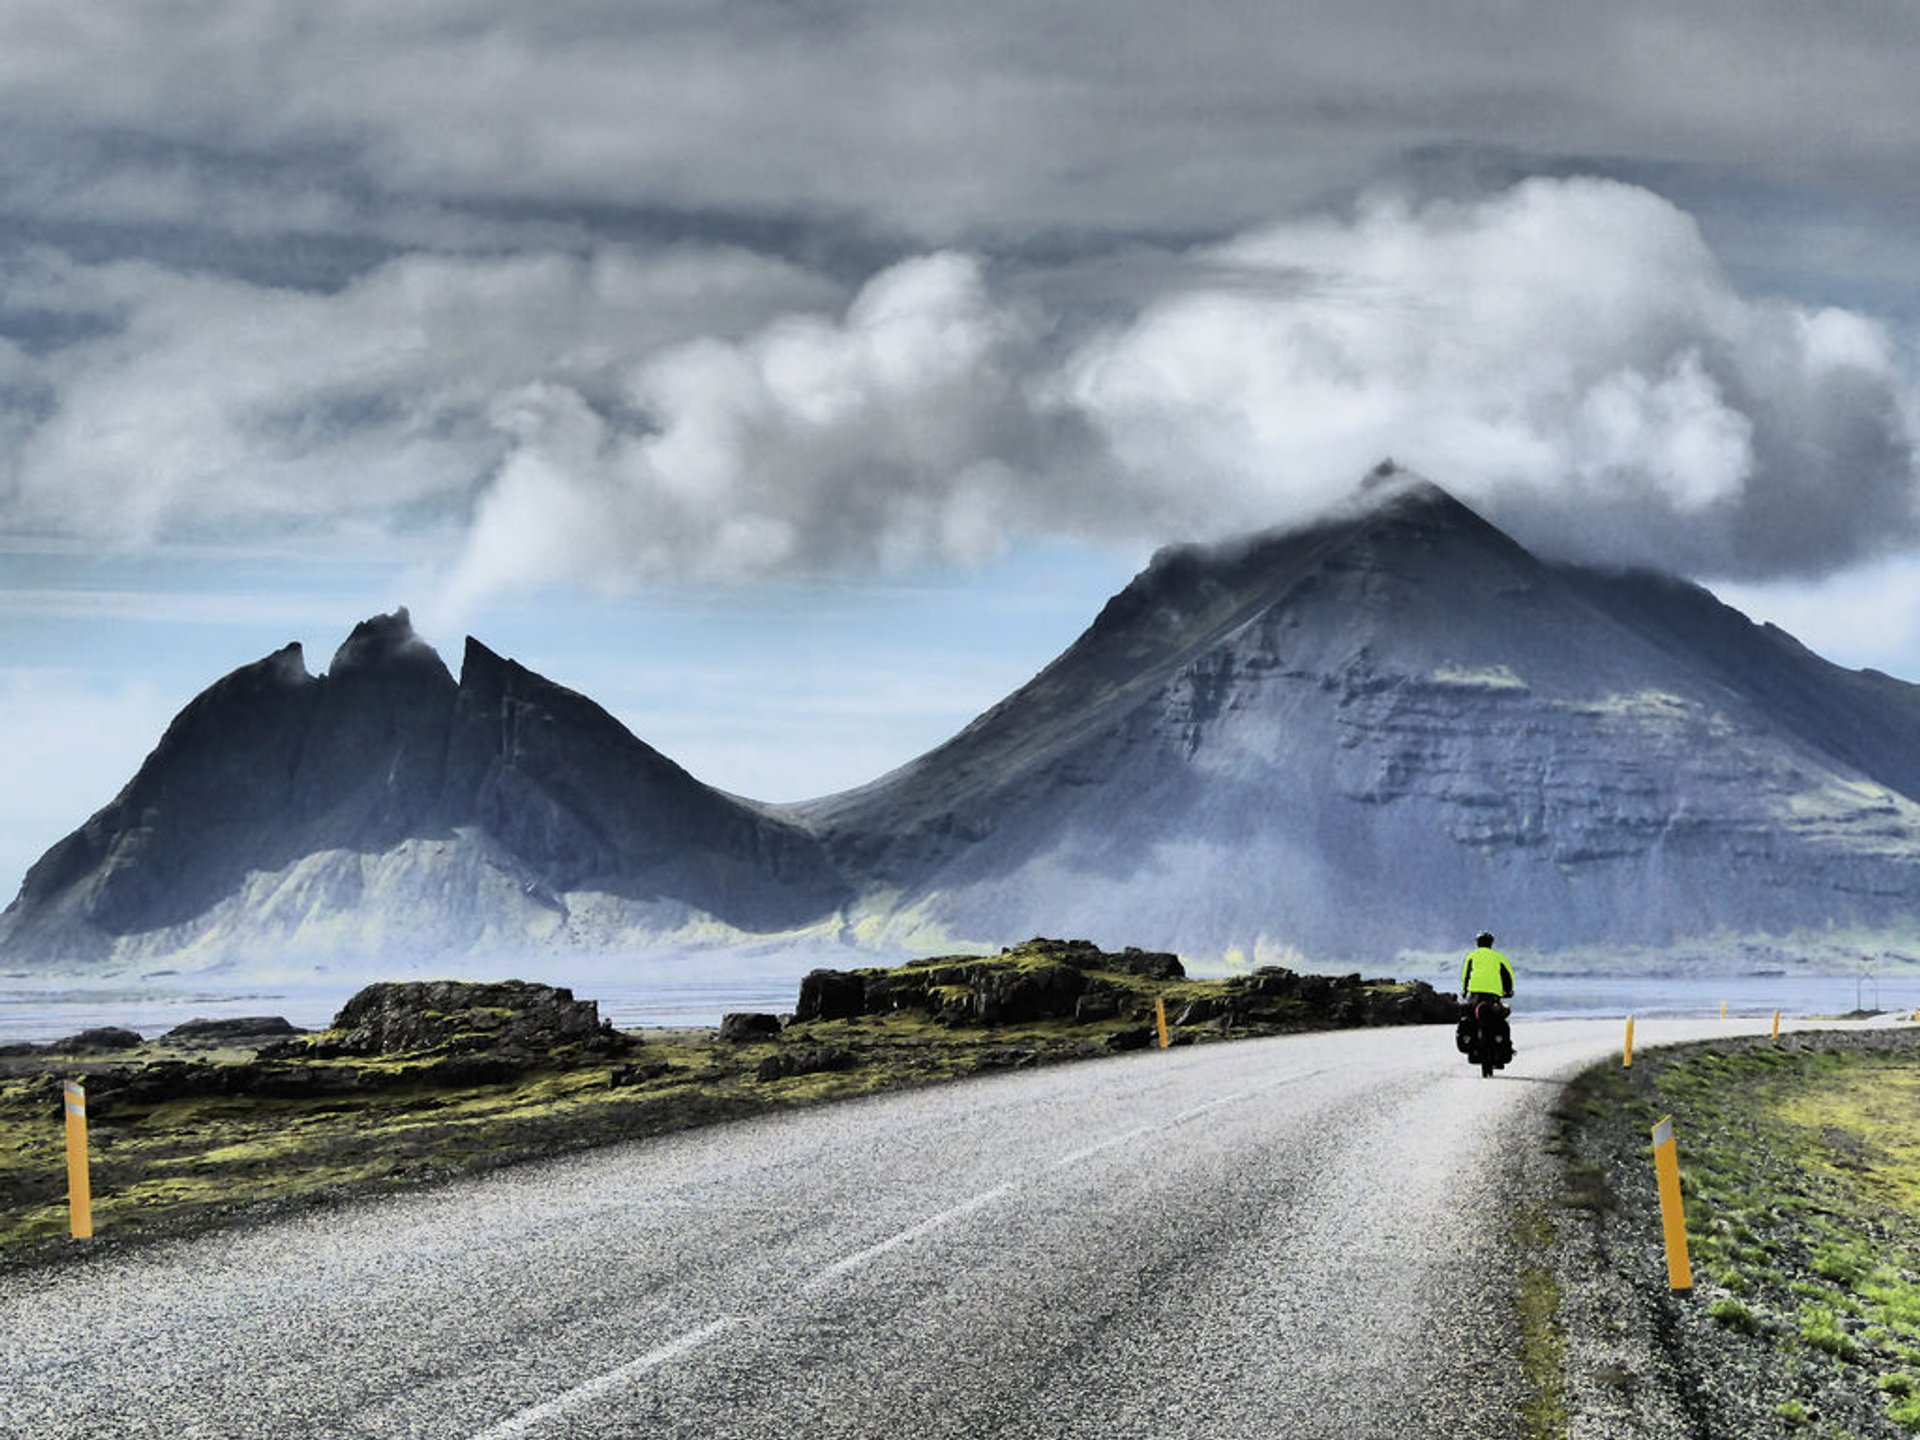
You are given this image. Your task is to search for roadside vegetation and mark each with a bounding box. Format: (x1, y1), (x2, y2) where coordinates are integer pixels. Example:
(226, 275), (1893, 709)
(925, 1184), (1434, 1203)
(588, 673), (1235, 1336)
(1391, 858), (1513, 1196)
(1555, 1030), (1920, 1438)
(0, 939), (1450, 1267)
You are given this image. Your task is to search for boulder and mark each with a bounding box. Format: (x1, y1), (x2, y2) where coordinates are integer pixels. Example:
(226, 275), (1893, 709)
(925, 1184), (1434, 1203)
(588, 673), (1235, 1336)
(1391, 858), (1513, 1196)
(719, 1012), (782, 1043)
(162, 1016), (303, 1047)
(55, 1026), (144, 1053)
(1105, 946), (1186, 981)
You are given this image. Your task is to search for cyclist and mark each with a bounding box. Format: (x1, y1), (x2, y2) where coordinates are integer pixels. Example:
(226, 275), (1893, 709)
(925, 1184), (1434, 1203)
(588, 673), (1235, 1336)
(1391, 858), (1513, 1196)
(1459, 932), (1515, 1075)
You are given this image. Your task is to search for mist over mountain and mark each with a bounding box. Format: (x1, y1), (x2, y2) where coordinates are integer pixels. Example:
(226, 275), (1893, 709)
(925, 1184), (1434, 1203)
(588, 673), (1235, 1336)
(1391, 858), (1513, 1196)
(8, 471), (1920, 977)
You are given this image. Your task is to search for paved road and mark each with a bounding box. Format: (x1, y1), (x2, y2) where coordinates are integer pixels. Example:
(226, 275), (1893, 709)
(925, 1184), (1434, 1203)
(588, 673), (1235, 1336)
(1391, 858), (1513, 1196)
(1, 1016), (1746, 1440)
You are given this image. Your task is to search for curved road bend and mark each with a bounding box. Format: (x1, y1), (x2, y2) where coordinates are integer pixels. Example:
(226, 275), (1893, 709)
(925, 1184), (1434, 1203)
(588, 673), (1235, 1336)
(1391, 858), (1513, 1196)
(1, 1016), (1746, 1440)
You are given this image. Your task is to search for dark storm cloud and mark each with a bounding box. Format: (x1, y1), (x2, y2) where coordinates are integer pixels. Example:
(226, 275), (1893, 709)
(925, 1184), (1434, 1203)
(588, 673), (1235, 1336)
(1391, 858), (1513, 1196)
(8, 2), (1920, 243)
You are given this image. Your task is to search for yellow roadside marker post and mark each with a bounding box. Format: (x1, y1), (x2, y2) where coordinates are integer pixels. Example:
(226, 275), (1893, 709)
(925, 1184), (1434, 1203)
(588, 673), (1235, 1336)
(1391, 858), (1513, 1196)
(1154, 996), (1170, 1050)
(1623, 1015), (1635, 1068)
(1771, 1009), (1782, 1041)
(1720, 1001), (1727, 1020)
(1651, 1115), (1692, 1293)
(64, 1080), (93, 1241)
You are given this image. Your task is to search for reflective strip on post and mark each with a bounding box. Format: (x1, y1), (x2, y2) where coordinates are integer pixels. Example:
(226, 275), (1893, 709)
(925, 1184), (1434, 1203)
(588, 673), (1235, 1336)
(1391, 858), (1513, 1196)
(1651, 1115), (1691, 1293)
(64, 1080), (93, 1241)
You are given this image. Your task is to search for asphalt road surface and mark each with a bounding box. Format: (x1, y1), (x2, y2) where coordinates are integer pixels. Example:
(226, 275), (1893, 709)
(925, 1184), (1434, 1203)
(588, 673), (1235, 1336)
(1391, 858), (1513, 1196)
(1, 1016), (1746, 1440)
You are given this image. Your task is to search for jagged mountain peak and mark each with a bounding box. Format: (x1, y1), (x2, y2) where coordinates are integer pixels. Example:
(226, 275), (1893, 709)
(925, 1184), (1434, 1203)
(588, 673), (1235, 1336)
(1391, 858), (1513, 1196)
(327, 607), (449, 680)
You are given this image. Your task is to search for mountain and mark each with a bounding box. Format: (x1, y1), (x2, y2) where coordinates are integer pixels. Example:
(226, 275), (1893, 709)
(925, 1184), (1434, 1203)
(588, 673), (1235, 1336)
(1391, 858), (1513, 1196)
(8, 471), (1920, 976)
(0, 610), (846, 970)
(794, 471), (1920, 967)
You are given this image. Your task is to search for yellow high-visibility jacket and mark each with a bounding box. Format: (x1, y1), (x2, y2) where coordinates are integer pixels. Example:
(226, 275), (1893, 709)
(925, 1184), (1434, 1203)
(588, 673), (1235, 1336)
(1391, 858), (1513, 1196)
(1461, 946), (1515, 998)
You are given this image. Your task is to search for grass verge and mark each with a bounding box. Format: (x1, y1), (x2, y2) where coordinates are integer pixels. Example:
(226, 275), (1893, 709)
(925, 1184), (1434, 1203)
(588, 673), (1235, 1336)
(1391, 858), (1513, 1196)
(1555, 1030), (1920, 1438)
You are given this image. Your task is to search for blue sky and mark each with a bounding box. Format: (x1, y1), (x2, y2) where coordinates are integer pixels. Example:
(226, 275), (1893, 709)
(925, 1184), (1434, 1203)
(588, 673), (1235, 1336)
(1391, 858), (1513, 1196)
(4, 2), (1920, 895)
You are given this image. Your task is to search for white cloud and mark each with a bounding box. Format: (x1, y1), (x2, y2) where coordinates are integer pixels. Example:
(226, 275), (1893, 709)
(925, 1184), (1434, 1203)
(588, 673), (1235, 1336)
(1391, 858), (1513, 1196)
(1056, 178), (1920, 579)
(4, 243), (841, 541)
(3, 178), (1916, 606)
(442, 251), (1066, 607)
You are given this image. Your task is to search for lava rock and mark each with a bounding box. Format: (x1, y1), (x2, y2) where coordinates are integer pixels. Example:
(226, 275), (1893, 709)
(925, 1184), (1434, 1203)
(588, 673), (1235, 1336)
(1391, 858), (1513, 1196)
(318, 979), (634, 1058)
(754, 1046), (855, 1083)
(1074, 993), (1121, 1023)
(794, 969), (866, 1022)
(55, 1026), (144, 1053)
(609, 1060), (672, 1087)
(162, 1016), (303, 1047)
(719, 1012), (783, 1043)
(1105, 946), (1186, 980)
(971, 962), (1088, 1024)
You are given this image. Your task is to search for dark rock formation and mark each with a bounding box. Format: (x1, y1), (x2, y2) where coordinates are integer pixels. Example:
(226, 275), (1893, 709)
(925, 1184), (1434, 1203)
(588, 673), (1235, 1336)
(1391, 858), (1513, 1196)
(970, 961), (1087, 1024)
(311, 979), (634, 1058)
(161, 1017), (303, 1047)
(754, 1046), (855, 1083)
(794, 969), (866, 1023)
(718, 1012), (782, 1043)
(1101, 947), (1186, 981)
(54, 1026), (144, 1053)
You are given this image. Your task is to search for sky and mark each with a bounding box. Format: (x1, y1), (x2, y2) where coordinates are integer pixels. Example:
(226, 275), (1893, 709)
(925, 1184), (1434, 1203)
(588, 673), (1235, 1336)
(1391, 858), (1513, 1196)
(4, 1), (1920, 894)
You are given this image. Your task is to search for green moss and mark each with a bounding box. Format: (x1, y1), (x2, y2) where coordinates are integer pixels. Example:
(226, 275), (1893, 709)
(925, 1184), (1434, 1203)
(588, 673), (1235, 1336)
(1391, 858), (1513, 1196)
(1510, 1206), (1569, 1440)
(1887, 1384), (1920, 1434)
(1710, 1297), (1764, 1335)
(1800, 1303), (1863, 1362)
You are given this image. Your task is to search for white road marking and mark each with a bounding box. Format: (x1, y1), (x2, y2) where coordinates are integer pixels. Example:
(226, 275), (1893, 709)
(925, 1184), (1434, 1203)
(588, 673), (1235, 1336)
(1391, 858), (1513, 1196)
(468, 1318), (738, 1439)
(802, 1184), (1015, 1290)
(465, 1060), (1330, 1437)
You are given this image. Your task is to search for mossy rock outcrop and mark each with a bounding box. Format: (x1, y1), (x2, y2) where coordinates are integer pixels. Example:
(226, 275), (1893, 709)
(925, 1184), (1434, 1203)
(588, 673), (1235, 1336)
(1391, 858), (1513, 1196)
(794, 937), (1453, 1033)
(299, 979), (634, 1060)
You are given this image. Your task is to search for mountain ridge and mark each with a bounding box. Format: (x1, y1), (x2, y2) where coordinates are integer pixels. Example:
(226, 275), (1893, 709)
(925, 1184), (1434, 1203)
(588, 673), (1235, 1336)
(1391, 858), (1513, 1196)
(8, 474), (1920, 976)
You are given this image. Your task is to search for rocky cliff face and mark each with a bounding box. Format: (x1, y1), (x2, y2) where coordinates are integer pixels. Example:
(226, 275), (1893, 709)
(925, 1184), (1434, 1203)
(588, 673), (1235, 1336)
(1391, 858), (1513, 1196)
(9, 474), (1920, 975)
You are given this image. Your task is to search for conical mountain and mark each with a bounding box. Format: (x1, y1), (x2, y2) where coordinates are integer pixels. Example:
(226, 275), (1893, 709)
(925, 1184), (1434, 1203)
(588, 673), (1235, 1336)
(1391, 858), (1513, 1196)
(0, 611), (846, 969)
(797, 471), (1920, 966)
